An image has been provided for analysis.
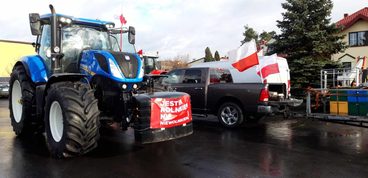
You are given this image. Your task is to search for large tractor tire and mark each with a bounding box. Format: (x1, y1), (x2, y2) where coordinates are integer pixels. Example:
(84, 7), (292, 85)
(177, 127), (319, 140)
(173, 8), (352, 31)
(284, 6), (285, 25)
(9, 65), (37, 136)
(44, 81), (100, 158)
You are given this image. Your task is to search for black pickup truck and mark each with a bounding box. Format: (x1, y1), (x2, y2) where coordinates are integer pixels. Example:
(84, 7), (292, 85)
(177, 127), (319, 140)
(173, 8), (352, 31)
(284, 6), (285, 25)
(161, 67), (273, 128)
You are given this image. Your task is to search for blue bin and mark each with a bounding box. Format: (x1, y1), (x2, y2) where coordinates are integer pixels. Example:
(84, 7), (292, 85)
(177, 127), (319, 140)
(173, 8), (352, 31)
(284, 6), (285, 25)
(357, 90), (368, 103)
(347, 90), (358, 102)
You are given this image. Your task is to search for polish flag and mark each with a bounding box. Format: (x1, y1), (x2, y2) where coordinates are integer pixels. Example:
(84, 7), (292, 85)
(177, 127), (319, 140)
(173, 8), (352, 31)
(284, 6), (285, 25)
(257, 54), (280, 79)
(119, 14), (127, 25)
(229, 39), (259, 72)
(137, 49), (143, 55)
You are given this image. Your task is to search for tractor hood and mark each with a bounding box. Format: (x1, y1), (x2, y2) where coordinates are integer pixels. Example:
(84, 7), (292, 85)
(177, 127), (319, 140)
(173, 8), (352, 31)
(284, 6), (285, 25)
(108, 51), (139, 79)
(79, 50), (143, 83)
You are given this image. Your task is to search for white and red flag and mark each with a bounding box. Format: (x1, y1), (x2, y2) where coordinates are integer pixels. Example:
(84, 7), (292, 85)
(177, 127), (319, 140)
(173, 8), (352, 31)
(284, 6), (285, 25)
(229, 39), (259, 72)
(119, 14), (127, 25)
(257, 54), (280, 79)
(117, 12), (127, 51)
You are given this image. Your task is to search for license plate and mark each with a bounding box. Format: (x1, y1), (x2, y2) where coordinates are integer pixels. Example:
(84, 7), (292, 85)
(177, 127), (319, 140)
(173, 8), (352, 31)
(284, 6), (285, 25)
(3, 88), (9, 92)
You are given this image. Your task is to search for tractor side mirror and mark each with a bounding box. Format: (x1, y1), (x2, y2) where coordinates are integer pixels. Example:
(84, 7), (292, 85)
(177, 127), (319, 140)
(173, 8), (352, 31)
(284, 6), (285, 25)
(29, 13), (41, 35)
(128, 26), (135, 45)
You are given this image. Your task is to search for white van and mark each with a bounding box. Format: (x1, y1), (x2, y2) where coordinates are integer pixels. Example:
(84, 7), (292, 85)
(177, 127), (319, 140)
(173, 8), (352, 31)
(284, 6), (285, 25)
(263, 57), (291, 98)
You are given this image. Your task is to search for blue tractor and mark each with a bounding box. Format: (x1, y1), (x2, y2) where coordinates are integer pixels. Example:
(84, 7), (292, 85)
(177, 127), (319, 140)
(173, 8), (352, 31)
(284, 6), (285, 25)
(9, 5), (192, 158)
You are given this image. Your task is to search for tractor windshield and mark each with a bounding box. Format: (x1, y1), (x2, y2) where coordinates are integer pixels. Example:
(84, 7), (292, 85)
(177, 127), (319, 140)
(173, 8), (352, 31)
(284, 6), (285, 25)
(58, 25), (136, 72)
(144, 56), (157, 74)
(61, 25), (112, 72)
(62, 25), (111, 52)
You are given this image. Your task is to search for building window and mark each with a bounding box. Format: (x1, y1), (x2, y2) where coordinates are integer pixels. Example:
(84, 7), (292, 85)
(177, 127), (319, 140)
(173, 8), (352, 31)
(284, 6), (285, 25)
(349, 31), (368, 46)
(342, 62), (351, 69)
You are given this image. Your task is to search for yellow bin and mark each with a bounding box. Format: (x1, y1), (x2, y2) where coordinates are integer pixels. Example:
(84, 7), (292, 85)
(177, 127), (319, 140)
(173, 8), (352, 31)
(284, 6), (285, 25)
(330, 101), (348, 115)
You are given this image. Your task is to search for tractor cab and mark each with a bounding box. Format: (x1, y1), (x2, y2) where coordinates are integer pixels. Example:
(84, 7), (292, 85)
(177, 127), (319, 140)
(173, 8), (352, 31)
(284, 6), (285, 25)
(144, 54), (159, 74)
(142, 53), (167, 75)
(31, 13), (137, 75)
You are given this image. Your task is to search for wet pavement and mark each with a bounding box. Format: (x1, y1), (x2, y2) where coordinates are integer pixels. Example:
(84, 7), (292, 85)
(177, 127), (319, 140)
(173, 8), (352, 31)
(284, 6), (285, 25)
(1, 98), (368, 178)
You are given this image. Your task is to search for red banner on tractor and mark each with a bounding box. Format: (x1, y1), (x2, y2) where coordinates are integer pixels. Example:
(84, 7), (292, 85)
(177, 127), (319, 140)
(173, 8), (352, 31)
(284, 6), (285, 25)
(150, 95), (192, 129)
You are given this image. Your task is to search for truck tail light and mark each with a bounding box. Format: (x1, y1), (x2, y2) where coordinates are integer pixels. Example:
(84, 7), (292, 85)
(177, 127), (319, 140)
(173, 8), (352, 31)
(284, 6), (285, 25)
(259, 86), (269, 102)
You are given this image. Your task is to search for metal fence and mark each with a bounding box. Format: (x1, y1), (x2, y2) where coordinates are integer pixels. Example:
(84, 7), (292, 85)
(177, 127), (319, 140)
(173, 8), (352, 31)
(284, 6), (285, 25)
(305, 88), (368, 127)
(320, 68), (361, 89)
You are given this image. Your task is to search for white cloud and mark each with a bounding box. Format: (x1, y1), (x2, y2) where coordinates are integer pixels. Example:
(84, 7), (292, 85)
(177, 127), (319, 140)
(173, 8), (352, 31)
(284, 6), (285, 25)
(0, 0), (366, 59)
(331, 0), (368, 22)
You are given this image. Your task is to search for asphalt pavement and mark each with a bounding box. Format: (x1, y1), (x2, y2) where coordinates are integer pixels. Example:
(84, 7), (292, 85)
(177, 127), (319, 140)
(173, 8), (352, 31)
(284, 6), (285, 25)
(1, 98), (368, 178)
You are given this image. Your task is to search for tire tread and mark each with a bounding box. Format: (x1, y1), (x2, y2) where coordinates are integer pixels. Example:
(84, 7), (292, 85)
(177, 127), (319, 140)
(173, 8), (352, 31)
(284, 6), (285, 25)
(45, 81), (99, 158)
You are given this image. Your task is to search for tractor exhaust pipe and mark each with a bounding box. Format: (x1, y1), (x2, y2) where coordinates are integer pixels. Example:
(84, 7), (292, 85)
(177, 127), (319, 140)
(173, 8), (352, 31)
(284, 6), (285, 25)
(49, 4), (62, 73)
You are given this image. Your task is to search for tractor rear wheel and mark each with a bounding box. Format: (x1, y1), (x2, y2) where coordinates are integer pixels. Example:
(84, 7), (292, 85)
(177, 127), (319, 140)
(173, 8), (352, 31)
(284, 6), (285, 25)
(9, 65), (37, 136)
(44, 81), (100, 158)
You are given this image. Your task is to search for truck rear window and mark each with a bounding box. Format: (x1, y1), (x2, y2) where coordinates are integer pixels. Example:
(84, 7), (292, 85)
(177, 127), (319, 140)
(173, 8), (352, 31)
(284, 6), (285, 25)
(209, 68), (233, 84)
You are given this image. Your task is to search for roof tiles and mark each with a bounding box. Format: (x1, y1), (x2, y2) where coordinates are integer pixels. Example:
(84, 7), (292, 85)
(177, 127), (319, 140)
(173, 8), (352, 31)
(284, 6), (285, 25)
(337, 7), (368, 30)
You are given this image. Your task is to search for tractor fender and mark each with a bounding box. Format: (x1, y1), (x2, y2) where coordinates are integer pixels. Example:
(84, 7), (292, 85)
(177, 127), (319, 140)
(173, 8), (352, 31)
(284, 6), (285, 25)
(45, 73), (88, 91)
(17, 55), (49, 84)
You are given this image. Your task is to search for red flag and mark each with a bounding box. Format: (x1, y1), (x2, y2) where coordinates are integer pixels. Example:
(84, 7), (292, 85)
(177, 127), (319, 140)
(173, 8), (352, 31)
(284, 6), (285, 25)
(260, 63), (279, 78)
(230, 39), (259, 72)
(119, 14), (127, 25)
(137, 49), (143, 55)
(257, 55), (280, 78)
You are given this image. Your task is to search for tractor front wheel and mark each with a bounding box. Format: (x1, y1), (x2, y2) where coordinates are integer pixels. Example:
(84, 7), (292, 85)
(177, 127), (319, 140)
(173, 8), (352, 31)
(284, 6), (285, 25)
(9, 65), (37, 136)
(44, 81), (100, 158)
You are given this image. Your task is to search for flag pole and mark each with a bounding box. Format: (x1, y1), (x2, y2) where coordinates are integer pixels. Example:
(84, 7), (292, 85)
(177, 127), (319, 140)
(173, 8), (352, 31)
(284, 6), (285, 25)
(257, 47), (264, 84)
(259, 63), (265, 83)
(275, 55), (282, 83)
(256, 40), (264, 83)
(120, 26), (123, 52)
(120, 4), (123, 52)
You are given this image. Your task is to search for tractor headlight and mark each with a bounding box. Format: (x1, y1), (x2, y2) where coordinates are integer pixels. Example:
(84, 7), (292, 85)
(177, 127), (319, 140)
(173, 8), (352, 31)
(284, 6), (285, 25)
(122, 84), (127, 90)
(59, 17), (72, 24)
(105, 24), (114, 29)
(108, 58), (123, 79)
(60, 17), (66, 23)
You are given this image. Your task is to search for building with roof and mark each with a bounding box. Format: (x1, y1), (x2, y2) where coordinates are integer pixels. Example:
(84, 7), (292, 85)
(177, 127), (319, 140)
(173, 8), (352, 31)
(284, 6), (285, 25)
(187, 57), (205, 66)
(0, 40), (34, 79)
(332, 7), (368, 69)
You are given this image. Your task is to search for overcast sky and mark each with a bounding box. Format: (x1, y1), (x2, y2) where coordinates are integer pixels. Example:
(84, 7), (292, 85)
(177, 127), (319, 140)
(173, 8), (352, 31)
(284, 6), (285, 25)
(0, 0), (366, 60)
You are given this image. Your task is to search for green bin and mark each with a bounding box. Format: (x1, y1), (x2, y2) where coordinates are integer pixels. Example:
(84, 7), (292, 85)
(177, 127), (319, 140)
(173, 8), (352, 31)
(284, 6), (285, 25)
(348, 102), (359, 116)
(348, 102), (368, 116)
(358, 103), (368, 116)
(330, 90), (348, 101)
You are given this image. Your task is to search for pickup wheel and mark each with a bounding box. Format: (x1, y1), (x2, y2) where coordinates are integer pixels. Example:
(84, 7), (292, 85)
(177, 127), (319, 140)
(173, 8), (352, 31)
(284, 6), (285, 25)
(217, 102), (244, 128)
